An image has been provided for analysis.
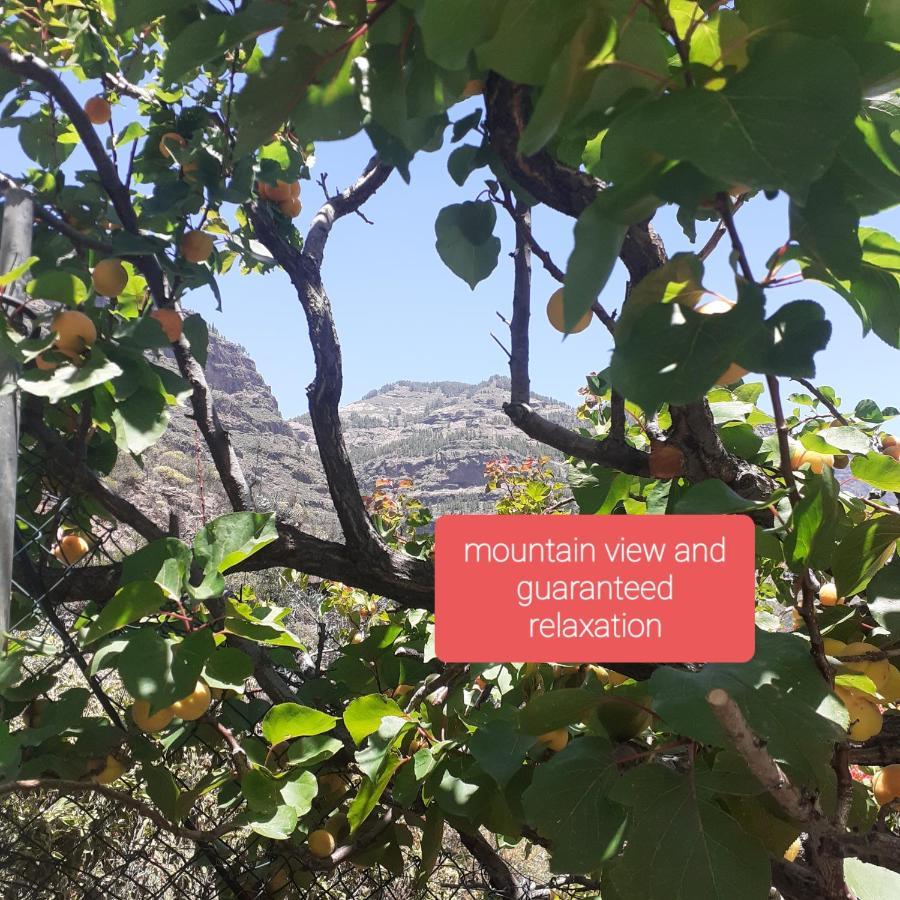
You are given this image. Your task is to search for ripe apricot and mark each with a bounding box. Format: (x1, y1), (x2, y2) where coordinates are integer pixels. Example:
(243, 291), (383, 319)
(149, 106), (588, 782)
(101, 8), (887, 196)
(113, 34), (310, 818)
(307, 828), (336, 858)
(180, 230), (214, 263)
(52, 310), (97, 355)
(842, 642), (891, 691)
(92, 754), (126, 784)
(52, 533), (90, 565)
(150, 308), (183, 341)
(392, 684), (414, 700)
(835, 685), (883, 741)
(536, 728), (569, 752)
(882, 435), (898, 449)
(267, 179), (294, 202)
(159, 131), (186, 160)
(790, 447), (834, 474)
(649, 442), (684, 479)
(546, 288), (591, 334)
(318, 772), (347, 798)
(92, 258), (128, 296)
(290, 180), (301, 198)
(278, 197), (301, 218)
(132, 700), (175, 733)
(880, 665), (900, 703)
(818, 583), (842, 607)
(823, 638), (847, 657)
(171, 681), (211, 720)
(873, 765), (900, 805)
(84, 95), (111, 125)
(884, 445), (900, 461)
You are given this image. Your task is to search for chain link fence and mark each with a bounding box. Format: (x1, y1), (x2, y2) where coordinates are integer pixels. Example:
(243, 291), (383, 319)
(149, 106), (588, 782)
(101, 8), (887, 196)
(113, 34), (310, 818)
(2, 440), (587, 899)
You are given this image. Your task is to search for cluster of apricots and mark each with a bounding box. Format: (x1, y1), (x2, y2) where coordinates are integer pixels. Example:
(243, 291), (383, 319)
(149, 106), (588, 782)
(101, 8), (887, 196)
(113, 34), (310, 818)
(131, 680), (212, 733)
(257, 178), (302, 218)
(825, 637), (900, 741)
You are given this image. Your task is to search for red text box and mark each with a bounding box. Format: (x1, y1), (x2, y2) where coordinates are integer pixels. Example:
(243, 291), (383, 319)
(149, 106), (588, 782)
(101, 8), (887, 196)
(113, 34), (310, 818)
(435, 514), (755, 663)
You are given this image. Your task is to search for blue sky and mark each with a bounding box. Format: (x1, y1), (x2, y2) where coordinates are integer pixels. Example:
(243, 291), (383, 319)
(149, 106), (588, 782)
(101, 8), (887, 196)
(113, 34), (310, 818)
(2, 88), (898, 424)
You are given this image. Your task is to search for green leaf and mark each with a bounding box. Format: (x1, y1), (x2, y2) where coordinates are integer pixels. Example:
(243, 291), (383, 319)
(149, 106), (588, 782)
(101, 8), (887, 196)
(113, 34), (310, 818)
(286, 734), (344, 768)
(120, 538), (191, 601)
(476, 0), (587, 85)
(112, 387), (169, 455)
(182, 313), (208, 367)
(115, 0), (192, 32)
(568, 464), (633, 515)
(608, 764), (770, 900)
(0, 256), (38, 287)
(279, 769), (318, 816)
(851, 452), (900, 491)
(784, 470), (841, 571)
(118, 628), (175, 706)
(203, 647), (254, 692)
(241, 769), (278, 814)
(246, 803), (298, 840)
(469, 719), (536, 787)
(18, 350), (123, 402)
(261, 703), (337, 745)
(867, 559), (900, 636)
(562, 199), (627, 331)
(143, 763), (180, 822)
(649, 631), (847, 789)
(673, 480), (773, 514)
(343, 694), (405, 745)
(818, 426), (872, 454)
(193, 511), (278, 576)
(83, 581), (168, 645)
(415, 805), (444, 890)
(26, 272), (87, 305)
(522, 736), (627, 872)
(845, 858), (900, 900)
(834, 516), (900, 597)
(434, 767), (483, 818)
(163, 5), (286, 83)
(602, 34), (861, 197)
(417, 0), (503, 70)
(348, 754), (402, 833)
(518, 688), (599, 734)
(434, 201), (500, 290)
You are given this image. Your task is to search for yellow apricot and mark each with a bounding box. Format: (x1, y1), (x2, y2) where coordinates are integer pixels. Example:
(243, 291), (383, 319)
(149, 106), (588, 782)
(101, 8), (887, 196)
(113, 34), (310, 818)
(818, 583), (842, 607)
(880, 665), (900, 703)
(150, 308), (183, 341)
(823, 638), (847, 657)
(842, 643), (891, 691)
(546, 288), (592, 334)
(84, 95), (111, 125)
(835, 685), (883, 741)
(307, 828), (336, 858)
(91, 754), (126, 784)
(52, 309), (97, 354)
(536, 728), (569, 752)
(92, 258), (128, 297)
(52, 533), (90, 565)
(873, 765), (900, 805)
(171, 681), (211, 721)
(790, 448), (835, 474)
(180, 230), (214, 263)
(132, 700), (175, 733)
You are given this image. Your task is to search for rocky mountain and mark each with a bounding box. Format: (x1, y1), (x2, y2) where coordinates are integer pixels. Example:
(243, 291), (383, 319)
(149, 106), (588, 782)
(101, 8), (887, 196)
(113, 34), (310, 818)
(112, 329), (576, 538)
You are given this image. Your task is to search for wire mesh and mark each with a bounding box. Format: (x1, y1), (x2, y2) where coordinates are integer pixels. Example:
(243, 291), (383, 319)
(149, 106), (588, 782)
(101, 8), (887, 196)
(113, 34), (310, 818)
(2, 439), (593, 900)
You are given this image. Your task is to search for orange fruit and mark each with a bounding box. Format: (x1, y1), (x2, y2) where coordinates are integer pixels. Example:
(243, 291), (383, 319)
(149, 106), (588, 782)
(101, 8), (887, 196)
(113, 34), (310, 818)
(150, 309), (183, 341)
(132, 700), (175, 733)
(649, 442), (684, 479)
(279, 197), (301, 218)
(52, 533), (90, 565)
(92, 258), (128, 296)
(873, 765), (900, 805)
(547, 288), (591, 334)
(818, 582), (842, 607)
(180, 230), (214, 263)
(171, 681), (211, 721)
(84, 95), (111, 124)
(307, 829), (335, 858)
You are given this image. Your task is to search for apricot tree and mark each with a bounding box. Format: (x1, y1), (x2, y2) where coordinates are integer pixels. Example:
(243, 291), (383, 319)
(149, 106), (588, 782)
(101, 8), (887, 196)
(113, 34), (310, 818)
(1, 2), (900, 899)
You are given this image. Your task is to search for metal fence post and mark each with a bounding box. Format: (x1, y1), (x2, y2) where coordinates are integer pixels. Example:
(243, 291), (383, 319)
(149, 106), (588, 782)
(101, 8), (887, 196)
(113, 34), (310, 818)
(0, 187), (34, 650)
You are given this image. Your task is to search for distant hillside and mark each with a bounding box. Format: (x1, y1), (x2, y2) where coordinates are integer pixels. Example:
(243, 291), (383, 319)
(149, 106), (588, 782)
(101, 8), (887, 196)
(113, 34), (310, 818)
(111, 332), (576, 538)
(290, 376), (575, 515)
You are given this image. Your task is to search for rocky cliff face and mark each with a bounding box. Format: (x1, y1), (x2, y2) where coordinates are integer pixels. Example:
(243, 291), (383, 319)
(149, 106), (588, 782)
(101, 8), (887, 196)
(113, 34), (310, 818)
(114, 331), (575, 538)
